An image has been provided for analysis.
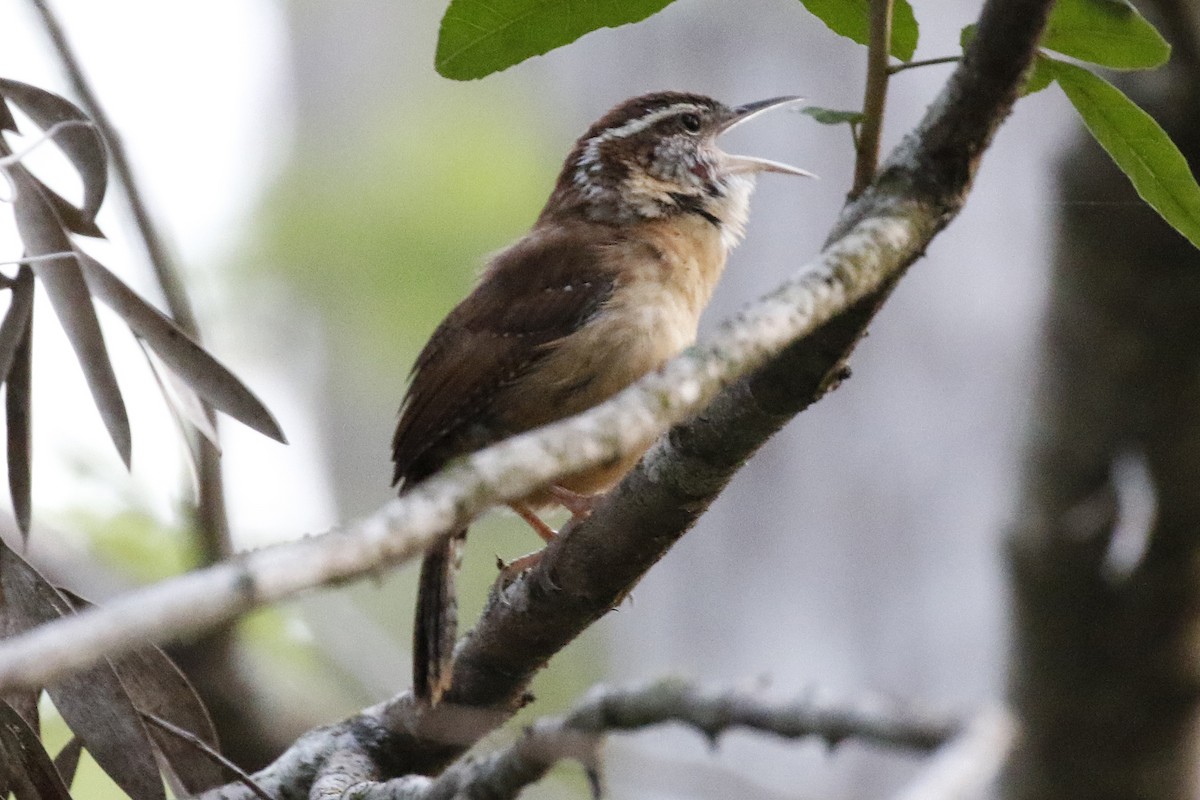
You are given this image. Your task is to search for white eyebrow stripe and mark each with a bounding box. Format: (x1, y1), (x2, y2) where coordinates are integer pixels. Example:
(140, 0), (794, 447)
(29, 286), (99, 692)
(575, 103), (707, 184)
(590, 102), (707, 145)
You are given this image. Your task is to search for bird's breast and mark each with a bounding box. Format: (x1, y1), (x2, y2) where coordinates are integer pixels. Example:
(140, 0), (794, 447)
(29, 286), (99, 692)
(529, 215), (729, 417)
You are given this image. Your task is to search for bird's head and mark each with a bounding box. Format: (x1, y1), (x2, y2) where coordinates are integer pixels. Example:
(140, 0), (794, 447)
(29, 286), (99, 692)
(540, 92), (814, 241)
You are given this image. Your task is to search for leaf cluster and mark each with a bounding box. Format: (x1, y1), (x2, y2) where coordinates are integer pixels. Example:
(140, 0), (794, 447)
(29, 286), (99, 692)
(431, 0), (1200, 252)
(0, 540), (227, 799)
(0, 79), (286, 537)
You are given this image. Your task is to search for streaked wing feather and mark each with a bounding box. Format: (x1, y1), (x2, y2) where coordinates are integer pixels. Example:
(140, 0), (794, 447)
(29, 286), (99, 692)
(393, 226), (617, 486)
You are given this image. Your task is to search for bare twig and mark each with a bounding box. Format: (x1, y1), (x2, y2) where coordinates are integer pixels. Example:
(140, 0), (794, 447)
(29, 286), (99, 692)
(298, 679), (961, 800)
(140, 713), (272, 800)
(851, 0), (894, 197)
(889, 56), (962, 75)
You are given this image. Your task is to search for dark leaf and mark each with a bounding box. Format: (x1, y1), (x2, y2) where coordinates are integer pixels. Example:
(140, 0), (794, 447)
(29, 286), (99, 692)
(0, 97), (16, 132)
(436, 0), (679, 80)
(52, 738), (83, 789)
(62, 591), (222, 794)
(0, 266), (35, 393)
(800, 107), (865, 126)
(1051, 59), (1200, 250)
(0, 699), (72, 800)
(9, 168), (131, 467)
(798, 0), (919, 61)
(5, 302), (32, 537)
(43, 186), (104, 239)
(0, 77), (107, 226)
(77, 251), (286, 444)
(0, 570), (40, 732)
(0, 543), (165, 800)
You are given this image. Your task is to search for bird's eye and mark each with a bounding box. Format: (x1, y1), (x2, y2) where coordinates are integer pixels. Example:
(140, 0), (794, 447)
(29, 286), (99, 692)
(679, 113), (702, 133)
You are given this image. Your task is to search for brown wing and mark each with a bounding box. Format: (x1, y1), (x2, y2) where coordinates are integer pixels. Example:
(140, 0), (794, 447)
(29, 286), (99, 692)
(392, 223), (617, 489)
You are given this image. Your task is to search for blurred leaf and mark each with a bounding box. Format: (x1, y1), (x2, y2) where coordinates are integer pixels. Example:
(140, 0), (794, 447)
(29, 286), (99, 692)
(6, 304), (32, 537)
(800, 106), (865, 126)
(1052, 59), (1200, 250)
(1041, 0), (1170, 70)
(0, 78), (108, 227)
(798, 0), (919, 61)
(141, 346), (220, 449)
(8, 167), (131, 468)
(76, 251), (286, 444)
(436, 0), (679, 79)
(0, 699), (72, 800)
(0, 543), (165, 800)
(0, 570), (40, 731)
(0, 96), (16, 132)
(52, 738), (83, 789)
(61, 591), (222, 795)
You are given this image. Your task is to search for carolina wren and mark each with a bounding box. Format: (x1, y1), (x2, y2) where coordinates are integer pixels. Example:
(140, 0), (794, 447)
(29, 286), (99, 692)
(393, 92), (812, 702)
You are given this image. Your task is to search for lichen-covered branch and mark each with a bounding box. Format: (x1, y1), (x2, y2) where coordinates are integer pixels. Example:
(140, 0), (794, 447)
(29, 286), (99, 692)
(202, 678), (959, 800)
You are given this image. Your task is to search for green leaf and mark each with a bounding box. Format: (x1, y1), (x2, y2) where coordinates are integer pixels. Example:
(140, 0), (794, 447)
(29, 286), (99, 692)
(801, 106), (865, 126)
(1041, 0), (1170, 70)
(1022, 53), (1057, 95)
(798, 0), (919, 61)
(436, 0), (679, 80)
(1051, 60), (1200, 250)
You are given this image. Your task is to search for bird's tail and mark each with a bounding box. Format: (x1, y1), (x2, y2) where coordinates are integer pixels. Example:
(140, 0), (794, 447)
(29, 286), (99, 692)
(413, 528), (467, 703)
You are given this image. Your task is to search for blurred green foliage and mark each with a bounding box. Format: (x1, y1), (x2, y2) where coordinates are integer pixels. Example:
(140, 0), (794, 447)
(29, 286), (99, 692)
(248, 94), (558, 382)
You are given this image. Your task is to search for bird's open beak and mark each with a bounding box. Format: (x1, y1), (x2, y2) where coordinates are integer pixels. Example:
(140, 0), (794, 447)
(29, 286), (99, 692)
(718, 96), (817, 179)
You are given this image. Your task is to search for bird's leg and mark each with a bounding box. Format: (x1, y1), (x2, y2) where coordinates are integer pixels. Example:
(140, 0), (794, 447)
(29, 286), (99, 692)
(498, 489), (603, 585)
(548, 485), (603, 521)
(509, 501), (557, 543)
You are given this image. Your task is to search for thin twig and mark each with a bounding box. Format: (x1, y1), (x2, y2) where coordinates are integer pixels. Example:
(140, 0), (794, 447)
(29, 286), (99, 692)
(851, 0), (894, 197)
(0, 119), (96, 168)
(141, 712), (273, 800)
(889, 55), (962, 75)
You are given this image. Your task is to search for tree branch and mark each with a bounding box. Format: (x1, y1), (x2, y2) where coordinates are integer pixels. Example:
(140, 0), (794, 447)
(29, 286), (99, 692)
(200, 678), (960, 800)
(0, 0), (1053, 790)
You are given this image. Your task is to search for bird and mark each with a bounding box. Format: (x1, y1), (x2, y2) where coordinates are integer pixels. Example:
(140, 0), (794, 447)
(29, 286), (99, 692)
(392, 91), (813, 703)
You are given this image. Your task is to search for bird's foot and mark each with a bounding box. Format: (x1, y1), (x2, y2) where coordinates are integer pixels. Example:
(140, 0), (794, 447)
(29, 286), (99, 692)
(549, 485), (603, 520)
(495, 549), (548, 590)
